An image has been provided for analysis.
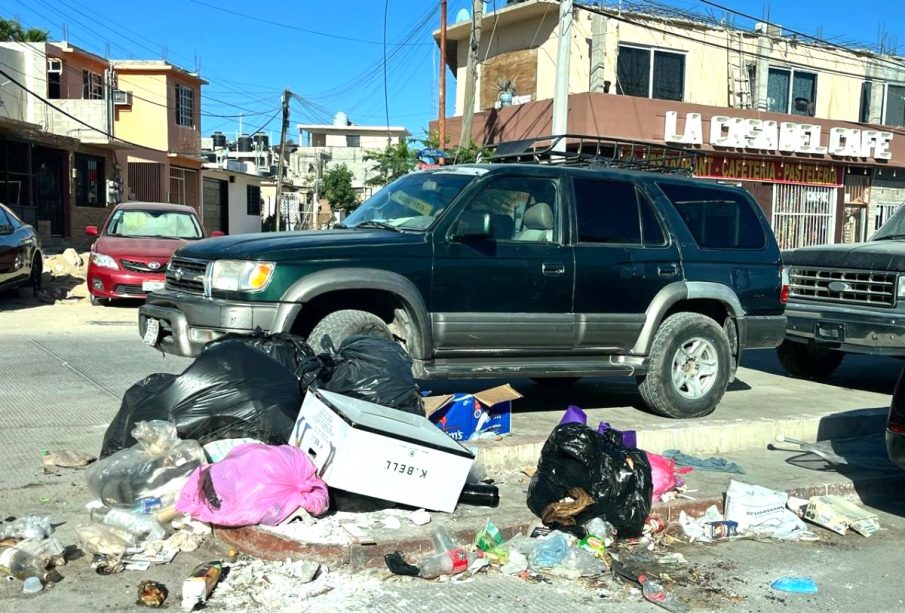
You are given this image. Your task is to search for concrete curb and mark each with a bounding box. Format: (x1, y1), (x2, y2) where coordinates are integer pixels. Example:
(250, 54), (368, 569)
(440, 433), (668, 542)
(213, 471), (905, 568)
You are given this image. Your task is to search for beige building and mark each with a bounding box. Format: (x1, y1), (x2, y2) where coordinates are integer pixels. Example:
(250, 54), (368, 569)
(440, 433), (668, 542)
(294, 112), (410, 224)
(113, 60), (206, 211)
(438, 0), (905, 248)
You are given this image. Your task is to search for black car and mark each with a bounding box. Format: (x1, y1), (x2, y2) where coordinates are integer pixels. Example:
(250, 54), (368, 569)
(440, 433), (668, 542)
(888, 368), (905, 469)
(0, 203), (42, 295)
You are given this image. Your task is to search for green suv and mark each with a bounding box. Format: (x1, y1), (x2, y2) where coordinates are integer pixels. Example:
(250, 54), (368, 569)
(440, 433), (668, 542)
(140, 162), (787, 418)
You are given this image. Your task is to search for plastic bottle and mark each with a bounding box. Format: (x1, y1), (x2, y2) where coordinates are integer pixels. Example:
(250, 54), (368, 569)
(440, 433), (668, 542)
(91, 506), (166, 541)
(457, 483), (500, 507)
(638, 574), (689, 612)
(430, 526), (455, 553)
(418, 549), (483, 579)
(0, 543), (63, 586)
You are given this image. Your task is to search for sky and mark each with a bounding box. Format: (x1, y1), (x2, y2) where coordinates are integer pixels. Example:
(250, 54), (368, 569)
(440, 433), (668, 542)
(4, 0), (904, 145)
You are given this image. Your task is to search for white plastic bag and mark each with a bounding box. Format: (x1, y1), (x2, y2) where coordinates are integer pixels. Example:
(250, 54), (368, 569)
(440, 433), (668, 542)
(724, 479), (806, 539)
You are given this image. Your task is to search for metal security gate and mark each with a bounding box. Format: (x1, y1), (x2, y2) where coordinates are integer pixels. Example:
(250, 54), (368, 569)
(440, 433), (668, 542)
(873, 202), (902, 234)
(771, 184), (837, 249)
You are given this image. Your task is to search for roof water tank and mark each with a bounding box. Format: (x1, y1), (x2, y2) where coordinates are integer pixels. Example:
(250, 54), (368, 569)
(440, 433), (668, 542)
(253, 132), (270, 149)
(211, 131), (227, 149)
(333, 111), (349, 126)
(237, 134), (253, 152)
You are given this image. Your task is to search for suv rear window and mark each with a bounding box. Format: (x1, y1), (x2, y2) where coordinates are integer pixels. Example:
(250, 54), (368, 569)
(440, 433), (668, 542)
(658, 182), (765, 249)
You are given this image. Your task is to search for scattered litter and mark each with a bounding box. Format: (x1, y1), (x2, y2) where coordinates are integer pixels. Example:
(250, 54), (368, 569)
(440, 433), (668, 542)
(91, 554), (124, 575)
(22, 576), (43, 594)
(409, 509), (431, 526)
(724, 479), (807, 540)
(0, 541), (64, 586)
(679, 505), (726, 543)
(41, 450), (96, 468)
(76, 523), (138, 557)
(424, 384), (521, 440)
(639, 573), (689, 612)
(181, 561), (222, 610)
(804, 495), (879, 536)
(136, 580), (168, 607)
(0, 516), (53, 541)
(771, 576), (819, 594)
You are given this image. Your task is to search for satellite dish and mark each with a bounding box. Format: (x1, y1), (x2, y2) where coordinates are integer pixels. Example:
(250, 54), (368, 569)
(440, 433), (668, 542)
(455, 8), (470, 23)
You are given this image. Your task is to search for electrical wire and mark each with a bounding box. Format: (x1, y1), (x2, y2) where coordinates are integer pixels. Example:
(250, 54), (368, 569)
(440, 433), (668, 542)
(187, 0), (433, 47)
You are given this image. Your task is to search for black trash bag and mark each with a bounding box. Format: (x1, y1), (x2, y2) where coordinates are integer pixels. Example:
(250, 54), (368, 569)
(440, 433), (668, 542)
(526, 422), (652, 538)
(300, 335), (423, 416)
(100, 341), (302, 457)
(206, 331), (313, 374)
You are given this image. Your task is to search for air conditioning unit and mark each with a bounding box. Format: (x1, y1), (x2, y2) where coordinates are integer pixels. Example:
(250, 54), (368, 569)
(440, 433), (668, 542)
(112, 90), (132, 106)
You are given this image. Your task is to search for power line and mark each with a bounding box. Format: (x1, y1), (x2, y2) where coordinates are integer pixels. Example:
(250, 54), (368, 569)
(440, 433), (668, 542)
(187, 0), (433, 47)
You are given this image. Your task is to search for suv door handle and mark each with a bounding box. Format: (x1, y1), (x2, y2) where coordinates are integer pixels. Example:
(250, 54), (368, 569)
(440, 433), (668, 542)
(542, 262), (566, 276)
(658, 264), (679, 278)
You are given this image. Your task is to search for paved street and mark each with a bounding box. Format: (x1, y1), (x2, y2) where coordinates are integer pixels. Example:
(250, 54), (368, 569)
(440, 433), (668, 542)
(1, 298), (905, 611)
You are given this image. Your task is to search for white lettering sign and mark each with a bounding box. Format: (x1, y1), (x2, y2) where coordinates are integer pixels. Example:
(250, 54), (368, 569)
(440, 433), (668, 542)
(664, 112), (893, 161)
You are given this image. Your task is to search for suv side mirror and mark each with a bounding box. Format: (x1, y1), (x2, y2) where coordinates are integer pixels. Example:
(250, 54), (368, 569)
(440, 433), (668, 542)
(452, 211), (493, 241)
(85, 225), (99, 237)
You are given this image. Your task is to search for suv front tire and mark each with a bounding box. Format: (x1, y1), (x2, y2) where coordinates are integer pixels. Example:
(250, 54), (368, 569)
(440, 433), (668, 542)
(308, 309), (393, 353)
(776, 340), (844, 380)
(638, 312), (732, 418)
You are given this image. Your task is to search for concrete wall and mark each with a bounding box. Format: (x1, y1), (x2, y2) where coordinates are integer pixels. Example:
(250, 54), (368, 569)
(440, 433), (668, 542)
(227, 174), (262, 235)
(0, 46), (27, 122)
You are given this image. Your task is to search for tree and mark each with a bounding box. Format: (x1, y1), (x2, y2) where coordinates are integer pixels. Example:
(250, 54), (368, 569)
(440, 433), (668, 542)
(421, 128), (492, 164)
(0, 18), (48, 42)
(322, 164), (359, 212)
(363, 140), (416, 187)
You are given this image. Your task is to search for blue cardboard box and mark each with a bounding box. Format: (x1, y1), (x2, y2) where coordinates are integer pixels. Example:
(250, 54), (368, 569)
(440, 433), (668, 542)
(424, 384), (522, 441)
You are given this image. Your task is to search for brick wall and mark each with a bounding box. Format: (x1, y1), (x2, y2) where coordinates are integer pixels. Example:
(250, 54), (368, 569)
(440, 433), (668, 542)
(68, 205), (110, 252)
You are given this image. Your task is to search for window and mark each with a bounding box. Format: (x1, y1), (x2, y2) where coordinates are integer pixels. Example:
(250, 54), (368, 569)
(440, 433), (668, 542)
(883, 84), (905, 127)
(345, 134), (361, 148)
(106, 209), (202, 239)
(47, 59), (62, 99)
(658, 182), (765, 249)
(859, 82), (873, 123)
(175, 84), (194, 127)
(573, 179), (666, 245)
(766, 68), (816, 116)
(82, 70), (103, 100)
(74, 154), (105, 207)
(616, 45), (685, 101)
(460, 176), (559, 243)
(247, 184), (262, 216)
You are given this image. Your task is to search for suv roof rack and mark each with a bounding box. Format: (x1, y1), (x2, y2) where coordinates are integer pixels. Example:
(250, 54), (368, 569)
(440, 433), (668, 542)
(489, 134), (702, 175)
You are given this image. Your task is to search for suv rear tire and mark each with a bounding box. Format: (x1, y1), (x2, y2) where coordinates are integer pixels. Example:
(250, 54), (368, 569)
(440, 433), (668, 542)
(638, 312), (731, 418)
(308, 309), (393, 353)
(776, 340), (844, 379)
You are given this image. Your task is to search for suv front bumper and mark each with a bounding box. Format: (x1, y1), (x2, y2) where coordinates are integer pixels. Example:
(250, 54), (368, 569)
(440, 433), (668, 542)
(139, 289), (280, 357)
(785, 300), (905, 356)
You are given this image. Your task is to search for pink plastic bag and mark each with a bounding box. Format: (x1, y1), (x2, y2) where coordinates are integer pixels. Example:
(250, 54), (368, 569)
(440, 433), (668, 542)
(176, 443), (329, 527)
(647, 452), (692, 501)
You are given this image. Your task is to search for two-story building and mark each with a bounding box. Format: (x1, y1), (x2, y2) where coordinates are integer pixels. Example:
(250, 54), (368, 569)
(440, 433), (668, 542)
(294, 112), (410, 225)
(112, 60), (206, 212)
(0, 41), (122, 249)
(437, 0), (905, 248)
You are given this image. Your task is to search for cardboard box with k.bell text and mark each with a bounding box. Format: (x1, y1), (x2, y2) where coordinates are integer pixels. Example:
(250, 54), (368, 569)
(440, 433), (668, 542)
(289, 388), (475, 513)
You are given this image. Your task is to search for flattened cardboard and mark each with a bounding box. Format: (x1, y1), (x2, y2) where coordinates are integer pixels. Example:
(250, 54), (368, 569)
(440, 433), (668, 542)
(804, 495), (879, 537)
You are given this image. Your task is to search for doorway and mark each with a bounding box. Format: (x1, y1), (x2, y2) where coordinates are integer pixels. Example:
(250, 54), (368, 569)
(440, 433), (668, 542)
(33, 148), (66, 237)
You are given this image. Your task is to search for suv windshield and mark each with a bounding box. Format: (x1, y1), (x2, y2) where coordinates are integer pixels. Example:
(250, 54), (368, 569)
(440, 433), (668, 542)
(343, 171), (478, 230)
(106, 209), (203, 239)
(872, 205), (905, 240)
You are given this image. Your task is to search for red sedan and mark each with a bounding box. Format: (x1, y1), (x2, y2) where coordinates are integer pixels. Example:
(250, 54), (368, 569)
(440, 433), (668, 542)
(86, 202), (221, 306)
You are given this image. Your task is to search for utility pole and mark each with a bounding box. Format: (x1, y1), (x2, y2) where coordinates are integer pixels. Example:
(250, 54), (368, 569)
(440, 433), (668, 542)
(438, 0), (447, 152)
(274, 89), (290, 232)
(551, 0), (573, 153)
(458, 0), (482, 151)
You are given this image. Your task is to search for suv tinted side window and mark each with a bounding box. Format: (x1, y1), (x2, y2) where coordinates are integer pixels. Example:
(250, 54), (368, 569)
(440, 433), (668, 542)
(573, 179), (665, 245)
(658, 182), (765, 249)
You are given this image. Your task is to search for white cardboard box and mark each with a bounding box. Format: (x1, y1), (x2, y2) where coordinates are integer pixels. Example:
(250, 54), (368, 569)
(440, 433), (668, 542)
(289, 388), (475, 513)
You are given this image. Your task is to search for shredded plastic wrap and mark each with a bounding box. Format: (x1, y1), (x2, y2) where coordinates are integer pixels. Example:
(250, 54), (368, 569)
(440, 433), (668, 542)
(87, 420), (205, 508)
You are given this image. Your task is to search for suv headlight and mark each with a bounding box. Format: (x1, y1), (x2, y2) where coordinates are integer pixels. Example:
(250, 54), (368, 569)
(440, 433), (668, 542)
(211, 260), (275, 292)
(898, 276), (905, 299)
(91, 252), (119, 270)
